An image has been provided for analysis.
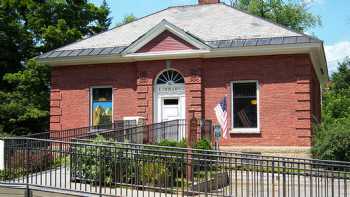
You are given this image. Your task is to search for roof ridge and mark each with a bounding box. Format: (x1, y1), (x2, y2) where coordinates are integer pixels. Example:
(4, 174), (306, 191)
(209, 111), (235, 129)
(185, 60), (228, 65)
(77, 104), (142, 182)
(166, 2), (224, 9)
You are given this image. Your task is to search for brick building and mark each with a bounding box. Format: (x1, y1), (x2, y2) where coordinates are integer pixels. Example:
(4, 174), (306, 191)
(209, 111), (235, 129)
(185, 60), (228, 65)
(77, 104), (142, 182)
(38, 0), (328, 157)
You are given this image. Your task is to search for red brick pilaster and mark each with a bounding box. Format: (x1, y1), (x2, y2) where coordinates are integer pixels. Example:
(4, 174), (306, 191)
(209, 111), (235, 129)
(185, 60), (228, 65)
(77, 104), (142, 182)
(186, 67), (203, 120)
(294, 57), (312, 146)
(136, 70), (153, 124)
(50, 90), (62, 131)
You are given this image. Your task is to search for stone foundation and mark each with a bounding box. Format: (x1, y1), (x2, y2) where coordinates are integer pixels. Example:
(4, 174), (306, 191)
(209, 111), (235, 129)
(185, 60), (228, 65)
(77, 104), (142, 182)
(220, 146), (312, 159)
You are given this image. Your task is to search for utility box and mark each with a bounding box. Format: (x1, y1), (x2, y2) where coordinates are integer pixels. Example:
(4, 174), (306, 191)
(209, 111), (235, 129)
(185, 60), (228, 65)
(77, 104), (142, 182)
(122, 116), (145, 144)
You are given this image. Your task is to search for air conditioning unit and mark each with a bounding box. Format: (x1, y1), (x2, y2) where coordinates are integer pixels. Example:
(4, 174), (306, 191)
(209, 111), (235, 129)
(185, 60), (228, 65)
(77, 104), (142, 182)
(123, 116), (145, 127)
(122, 116), (145, 144)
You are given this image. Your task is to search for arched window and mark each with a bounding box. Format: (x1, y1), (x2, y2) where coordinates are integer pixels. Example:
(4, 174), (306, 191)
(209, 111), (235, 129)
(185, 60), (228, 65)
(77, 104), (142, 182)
(156, 70), (184, 85)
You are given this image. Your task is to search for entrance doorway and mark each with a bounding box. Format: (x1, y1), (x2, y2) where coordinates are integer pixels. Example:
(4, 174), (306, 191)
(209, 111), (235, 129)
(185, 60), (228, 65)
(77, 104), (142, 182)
(154, 69), (185, 140)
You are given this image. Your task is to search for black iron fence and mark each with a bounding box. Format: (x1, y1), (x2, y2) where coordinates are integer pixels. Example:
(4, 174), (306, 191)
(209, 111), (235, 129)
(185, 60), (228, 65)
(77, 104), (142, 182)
(24, 119), (138, 142)
(24, 119), (211, 145)
(1, 137), (349, 197)
(81, 119), (187, 144)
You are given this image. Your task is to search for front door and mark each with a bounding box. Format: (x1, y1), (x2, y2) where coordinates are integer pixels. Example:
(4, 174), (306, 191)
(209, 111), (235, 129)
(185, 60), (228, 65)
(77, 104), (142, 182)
(161, 98), (180, 121)
(160, 97), (183, 140)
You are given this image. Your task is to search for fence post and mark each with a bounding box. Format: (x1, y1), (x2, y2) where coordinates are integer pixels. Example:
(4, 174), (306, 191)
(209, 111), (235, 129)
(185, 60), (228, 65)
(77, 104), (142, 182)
(0, 139), (4, 171)
(25, 139), (32, 197)
(282, 160), (286, 197)
(99, 149), (103, 197)
(272, 160), (275, 197)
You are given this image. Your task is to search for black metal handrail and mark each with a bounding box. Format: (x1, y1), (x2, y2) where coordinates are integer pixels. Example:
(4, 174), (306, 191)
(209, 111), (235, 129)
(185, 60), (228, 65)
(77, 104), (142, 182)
(79, 119), (187, 144)
(23, 119), (138, 141)
(1, 137), (349, 197)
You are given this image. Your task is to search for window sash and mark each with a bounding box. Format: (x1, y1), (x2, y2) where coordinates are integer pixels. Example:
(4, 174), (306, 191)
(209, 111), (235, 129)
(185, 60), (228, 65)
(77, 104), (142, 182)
(231, 81), (259, 133)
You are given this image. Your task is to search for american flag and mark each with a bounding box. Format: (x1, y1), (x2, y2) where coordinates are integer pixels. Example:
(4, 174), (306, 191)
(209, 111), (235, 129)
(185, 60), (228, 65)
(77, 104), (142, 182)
(214, 96), (229, 139)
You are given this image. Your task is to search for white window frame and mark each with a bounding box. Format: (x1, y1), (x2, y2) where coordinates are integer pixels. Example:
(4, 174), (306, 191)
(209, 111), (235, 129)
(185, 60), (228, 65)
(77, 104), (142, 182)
(230, 80), (260, 134)
(90, 86), (114, 127)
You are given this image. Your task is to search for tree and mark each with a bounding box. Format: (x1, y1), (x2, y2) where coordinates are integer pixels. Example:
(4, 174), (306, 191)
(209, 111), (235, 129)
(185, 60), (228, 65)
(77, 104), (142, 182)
(231, 0), (321, 32)
(0, 0), (111, 135)
(312, 57), (350, 161)
(116, 14), (137, 27)
(0, 60), (50, 135)
(322, 57), (350, 121)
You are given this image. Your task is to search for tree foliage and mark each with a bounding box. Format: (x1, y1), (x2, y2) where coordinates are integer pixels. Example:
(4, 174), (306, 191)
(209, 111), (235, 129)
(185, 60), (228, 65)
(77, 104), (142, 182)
(312, 57), (350, 161)
(231, 0), (321, 32)
(0, 0), (111, 135)
(116, 14), (137, 27)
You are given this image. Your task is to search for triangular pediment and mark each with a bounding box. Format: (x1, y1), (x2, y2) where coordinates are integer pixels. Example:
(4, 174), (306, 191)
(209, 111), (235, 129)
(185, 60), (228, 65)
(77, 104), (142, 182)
(123, 20), (209, 54)
(136, 30), (198, 53)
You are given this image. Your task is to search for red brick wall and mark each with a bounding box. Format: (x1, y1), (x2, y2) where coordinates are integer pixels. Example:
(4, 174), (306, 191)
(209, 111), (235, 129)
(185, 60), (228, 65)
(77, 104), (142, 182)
(202, 54), (315, 146)
(50, 63), (137, 130)
(137, 30), (197, 53)
(50, 54), (319, 147)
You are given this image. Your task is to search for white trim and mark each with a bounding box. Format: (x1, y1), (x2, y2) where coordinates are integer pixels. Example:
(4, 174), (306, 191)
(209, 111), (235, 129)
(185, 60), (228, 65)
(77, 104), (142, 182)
(230, 80), (260, 134)
(39, 42), (328, 85)
(123, 20), (209, 54)
(153, 69), (186, 124)
(0, 140), (4, 170)
(89, 86), (114, 127)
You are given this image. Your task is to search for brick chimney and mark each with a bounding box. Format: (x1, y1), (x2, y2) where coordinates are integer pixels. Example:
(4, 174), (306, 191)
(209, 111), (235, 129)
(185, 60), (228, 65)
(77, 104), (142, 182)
(198, 0), (220, 4)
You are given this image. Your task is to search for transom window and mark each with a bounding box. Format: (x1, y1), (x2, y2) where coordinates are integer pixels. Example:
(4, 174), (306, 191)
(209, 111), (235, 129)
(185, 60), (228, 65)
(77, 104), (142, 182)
(156, 70), (184, 85)
(91, 87), (112, 126)
(231, 81), (259, 132)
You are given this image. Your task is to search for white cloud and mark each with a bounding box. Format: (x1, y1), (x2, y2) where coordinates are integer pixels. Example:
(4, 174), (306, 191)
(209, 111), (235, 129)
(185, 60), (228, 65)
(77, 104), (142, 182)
(302, 0), (324, 4)
(325, 41), (350, 74)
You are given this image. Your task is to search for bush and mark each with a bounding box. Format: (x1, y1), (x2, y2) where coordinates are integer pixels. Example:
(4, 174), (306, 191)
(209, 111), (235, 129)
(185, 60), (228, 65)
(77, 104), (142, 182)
(194, 138), (212, 150)
(192, 138), (216, 172)
(312, 118), (350, 162)
(0, 168), (26, 181)
(71, 135), (130, 184)
(157, 139), (187, 148)
(141, 162), (170, 187)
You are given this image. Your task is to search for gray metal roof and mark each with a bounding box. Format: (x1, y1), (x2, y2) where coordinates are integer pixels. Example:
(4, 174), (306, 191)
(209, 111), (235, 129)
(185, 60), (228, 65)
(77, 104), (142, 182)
(38, 36), (319, 59)
(206, 36), (320, 48)
(38, 3), (321, 60)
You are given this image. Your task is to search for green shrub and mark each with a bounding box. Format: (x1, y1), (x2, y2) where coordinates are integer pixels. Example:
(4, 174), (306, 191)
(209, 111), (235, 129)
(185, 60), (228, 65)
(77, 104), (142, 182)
(312, 118), (350, 162)
(141, 162), (171, 187)
(192, 138), (216, 172)
(157, 139), (187, 148)
(0, 168), (26, 181)
(71, 135), (130, 184)
(194, 138), (212, 150)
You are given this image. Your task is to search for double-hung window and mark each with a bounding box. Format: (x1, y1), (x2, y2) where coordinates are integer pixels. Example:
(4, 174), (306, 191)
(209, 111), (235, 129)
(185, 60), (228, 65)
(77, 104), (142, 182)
(231, 81), (259, 133)
(91, 87), (113, 126)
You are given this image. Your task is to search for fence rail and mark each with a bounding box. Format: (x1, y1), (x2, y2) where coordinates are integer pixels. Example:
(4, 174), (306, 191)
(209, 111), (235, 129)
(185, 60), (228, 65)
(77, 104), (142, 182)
(24, 119), (138, 142)
(1, 137), (349, 197)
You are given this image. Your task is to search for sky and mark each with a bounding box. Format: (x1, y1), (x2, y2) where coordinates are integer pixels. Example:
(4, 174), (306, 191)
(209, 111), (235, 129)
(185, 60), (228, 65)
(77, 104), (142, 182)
(91, 0), (350, 74)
